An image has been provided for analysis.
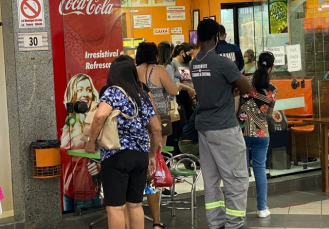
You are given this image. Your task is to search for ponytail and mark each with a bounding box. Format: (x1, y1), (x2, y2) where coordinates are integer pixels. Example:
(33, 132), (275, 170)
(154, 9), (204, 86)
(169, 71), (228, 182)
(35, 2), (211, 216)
(253, 52), (275, 91)
(253, 64), (270, 91)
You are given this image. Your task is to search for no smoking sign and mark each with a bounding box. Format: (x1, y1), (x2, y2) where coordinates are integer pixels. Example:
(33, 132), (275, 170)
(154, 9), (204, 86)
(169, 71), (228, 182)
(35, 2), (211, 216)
(18, 0), (45, 28)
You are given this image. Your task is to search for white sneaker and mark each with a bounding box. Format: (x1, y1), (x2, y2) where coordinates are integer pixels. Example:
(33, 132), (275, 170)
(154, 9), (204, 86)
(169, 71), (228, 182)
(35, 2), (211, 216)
(257, 208), (271, 218)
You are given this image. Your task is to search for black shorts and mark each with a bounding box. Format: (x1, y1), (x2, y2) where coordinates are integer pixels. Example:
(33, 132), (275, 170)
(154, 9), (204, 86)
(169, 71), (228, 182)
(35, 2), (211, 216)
(101, 149), (149, 206)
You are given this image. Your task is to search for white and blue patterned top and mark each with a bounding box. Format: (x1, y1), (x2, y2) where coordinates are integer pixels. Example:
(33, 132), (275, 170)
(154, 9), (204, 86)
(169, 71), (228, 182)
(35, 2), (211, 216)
(99, 86), (155, 161)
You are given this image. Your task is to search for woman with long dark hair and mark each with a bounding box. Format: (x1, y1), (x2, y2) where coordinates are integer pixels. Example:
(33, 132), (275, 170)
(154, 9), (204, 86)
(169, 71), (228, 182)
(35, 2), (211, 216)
(237, 52), (277, 218)
(85, 55), (162, 229)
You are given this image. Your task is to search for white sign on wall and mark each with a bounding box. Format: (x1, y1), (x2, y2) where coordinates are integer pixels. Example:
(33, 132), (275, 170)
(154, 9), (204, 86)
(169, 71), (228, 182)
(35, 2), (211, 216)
(133, 15), (152, 29)
(265, 46), (286, 65)
(171, 27), (182, 34)
(167, 6), (185, 20)
(286, 44), (302, 72)
(18, 0), (45, 28)
(153, 28), (169, 35)
(18, 32), (48, 51)
(171, 35), (184, 46)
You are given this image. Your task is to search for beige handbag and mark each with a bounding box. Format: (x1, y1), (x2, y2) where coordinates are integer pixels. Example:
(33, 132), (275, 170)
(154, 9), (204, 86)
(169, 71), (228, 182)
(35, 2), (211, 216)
(81, 86), (138, 150)
(169, 100), (180, 123)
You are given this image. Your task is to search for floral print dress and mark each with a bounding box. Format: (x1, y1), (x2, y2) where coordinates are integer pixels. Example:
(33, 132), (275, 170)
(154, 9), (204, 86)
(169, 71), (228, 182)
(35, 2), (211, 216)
(237, 78), (277, 138)
(99, 87), (155, 161)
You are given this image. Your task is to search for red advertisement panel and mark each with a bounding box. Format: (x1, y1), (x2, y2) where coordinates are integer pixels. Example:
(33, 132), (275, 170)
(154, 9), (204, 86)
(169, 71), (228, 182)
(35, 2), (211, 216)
(49, 0), (123, 211)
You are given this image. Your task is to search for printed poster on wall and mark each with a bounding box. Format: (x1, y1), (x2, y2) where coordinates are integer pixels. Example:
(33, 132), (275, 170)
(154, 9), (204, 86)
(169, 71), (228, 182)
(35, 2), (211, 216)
(133, 15), (152, 28)
(171, 35), (184, 46)
(17, 0), (45, 28)
(167, 6), (185, 20)
(49, 0), (124, 212)
(286, 44), (302, 72)
(269, 0), (288, 33)
(131, 0), (152, 7)
(264, 46), (285, 65)
(171, 27), (182, 34)
(153, 28), (169, 35)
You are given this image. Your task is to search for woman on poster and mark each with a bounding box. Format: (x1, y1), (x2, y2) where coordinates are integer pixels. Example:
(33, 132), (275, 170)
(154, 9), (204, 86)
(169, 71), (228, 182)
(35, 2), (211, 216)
(60, 73), (101, 211)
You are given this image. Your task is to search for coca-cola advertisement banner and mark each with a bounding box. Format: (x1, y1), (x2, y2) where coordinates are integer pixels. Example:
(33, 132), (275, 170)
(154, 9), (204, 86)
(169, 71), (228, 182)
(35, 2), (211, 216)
(49, 0), (123, 211)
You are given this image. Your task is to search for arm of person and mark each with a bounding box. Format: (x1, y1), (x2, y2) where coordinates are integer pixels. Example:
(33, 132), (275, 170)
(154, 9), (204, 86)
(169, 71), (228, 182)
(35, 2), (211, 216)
(158, 65), (180, 96)
(180, 84), (195, 97)
(223, 58), (252, 95)
(147, 116), (162, 158)
(85, 102), (113, 153)
(233, 75), (252, 95)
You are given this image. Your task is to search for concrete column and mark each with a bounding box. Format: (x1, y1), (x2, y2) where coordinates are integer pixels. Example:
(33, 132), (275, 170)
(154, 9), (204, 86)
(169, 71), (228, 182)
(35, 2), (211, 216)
(1, 0), (62, 228)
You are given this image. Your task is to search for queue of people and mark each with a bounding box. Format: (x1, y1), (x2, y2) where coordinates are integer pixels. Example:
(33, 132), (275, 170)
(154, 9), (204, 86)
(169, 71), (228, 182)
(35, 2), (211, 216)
(84, 19), (277, 229)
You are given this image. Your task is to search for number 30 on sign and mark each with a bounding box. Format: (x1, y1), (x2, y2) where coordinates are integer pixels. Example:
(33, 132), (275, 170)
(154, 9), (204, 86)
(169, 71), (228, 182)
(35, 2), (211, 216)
(18, 32), (48, 51)
(24, 36), (42, 47)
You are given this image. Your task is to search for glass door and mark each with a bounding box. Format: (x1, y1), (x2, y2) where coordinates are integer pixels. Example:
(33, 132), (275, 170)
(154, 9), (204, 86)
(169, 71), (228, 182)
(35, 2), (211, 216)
(220, 9), (235, 44)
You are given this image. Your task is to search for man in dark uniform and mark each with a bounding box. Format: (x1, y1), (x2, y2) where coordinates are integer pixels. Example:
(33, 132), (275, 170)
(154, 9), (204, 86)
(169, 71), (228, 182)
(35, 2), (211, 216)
(216, 24), (245, 73)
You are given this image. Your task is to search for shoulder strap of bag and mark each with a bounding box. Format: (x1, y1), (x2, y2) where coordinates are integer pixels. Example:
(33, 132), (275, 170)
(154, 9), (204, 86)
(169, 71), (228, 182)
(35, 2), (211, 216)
(148, 65), (156, 82)
(84, 101), (98, 124)
(144, 64), (149, 83)
(112, 86), (139, 119)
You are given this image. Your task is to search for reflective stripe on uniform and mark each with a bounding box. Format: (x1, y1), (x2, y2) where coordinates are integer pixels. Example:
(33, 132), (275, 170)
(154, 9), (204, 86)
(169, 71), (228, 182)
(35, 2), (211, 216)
(205, 200), (225, 209)
(225, 208), (245, 217)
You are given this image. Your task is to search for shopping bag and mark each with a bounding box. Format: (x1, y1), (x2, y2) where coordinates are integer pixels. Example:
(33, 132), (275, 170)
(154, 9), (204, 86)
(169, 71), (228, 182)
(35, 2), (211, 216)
(153, 150), (173, 188)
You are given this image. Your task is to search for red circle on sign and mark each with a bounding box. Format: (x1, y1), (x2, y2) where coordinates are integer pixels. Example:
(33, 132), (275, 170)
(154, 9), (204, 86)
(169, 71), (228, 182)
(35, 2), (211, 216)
(21, 0), (41, 19)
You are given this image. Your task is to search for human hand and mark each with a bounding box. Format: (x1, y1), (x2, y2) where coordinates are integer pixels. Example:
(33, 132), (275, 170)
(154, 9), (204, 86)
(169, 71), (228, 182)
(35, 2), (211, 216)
(85, 141), (98, 154)
(233, 88), (240, 97)
(188, 88), (196, 98)
(148, 157), (156, 175)
(88, 161), (100, 176)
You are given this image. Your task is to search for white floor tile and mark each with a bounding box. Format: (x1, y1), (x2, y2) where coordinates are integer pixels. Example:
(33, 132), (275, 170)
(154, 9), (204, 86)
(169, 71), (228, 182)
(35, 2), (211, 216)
(0, 210), (14, 219)
(288, 207), (321, 215)
(268, 207), (289, 214)
(322, 208), (329, 215)
(249, 228), (285, 229)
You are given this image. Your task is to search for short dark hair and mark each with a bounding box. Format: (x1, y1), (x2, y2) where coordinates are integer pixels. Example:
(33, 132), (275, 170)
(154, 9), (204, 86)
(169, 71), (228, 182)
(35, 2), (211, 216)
(107, 55), (149, 106)
(135, 42), (158, 66)
(218, 24), (226, 37)
(172, 42), (193, 57)
(197, 19), (220, 42)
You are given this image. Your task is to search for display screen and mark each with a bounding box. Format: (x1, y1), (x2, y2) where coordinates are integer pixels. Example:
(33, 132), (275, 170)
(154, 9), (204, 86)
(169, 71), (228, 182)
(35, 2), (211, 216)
(189, 30), (198, 46)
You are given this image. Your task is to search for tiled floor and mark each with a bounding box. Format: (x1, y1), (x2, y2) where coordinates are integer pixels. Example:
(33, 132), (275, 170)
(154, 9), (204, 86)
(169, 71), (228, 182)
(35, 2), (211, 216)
(62, 189), (329, 229)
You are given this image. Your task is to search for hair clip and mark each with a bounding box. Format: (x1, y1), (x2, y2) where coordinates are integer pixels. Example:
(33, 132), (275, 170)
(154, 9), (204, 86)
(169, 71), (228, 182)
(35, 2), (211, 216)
(262, 61), (267, 66)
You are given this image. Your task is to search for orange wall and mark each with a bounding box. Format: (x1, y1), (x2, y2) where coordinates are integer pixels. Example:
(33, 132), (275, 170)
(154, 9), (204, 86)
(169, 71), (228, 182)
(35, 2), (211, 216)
(191, 0), (253, 24)
(121, 0), (258, 45)
(122, 0), (192, 45)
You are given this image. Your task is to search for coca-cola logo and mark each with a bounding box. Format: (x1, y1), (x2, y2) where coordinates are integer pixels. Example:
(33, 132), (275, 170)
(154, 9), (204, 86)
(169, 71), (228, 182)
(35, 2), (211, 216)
(59, 0), (114, 15)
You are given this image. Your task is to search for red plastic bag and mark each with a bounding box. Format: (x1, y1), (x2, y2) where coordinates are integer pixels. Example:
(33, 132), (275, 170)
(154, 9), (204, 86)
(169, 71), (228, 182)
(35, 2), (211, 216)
(153, 150), (173, 188)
